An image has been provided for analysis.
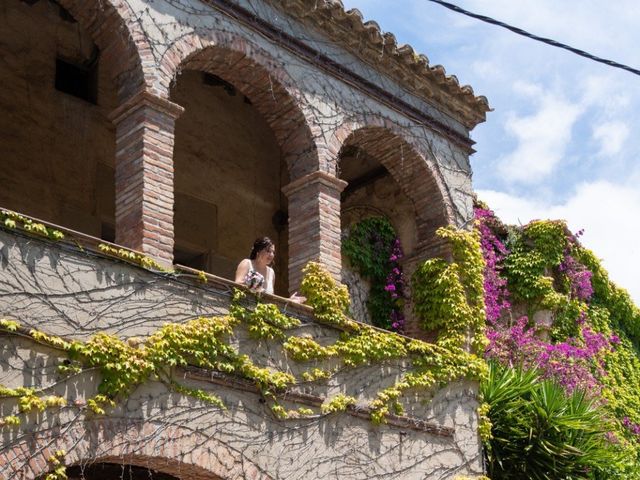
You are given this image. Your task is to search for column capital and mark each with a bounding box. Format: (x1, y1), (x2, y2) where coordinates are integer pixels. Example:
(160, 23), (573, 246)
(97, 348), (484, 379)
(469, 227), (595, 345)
(109, 90), (185, 125)
(282, 171), (347, 198)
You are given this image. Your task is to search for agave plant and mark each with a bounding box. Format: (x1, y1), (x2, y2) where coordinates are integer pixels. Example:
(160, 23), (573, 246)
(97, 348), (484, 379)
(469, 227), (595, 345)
(481, 362), (619, 479)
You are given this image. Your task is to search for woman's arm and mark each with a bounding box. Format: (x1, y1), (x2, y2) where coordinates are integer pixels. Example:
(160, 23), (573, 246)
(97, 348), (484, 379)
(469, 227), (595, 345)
(234, 259), (251, 284)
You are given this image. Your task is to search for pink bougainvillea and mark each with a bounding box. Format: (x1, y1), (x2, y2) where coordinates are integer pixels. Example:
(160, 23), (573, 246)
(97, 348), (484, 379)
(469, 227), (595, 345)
(475, 207), (511, 323)
(486, 317), (613, 393)
(385, 238), (405, 332)
(475, 207), (613, 393)
(559, 253), (594, 301)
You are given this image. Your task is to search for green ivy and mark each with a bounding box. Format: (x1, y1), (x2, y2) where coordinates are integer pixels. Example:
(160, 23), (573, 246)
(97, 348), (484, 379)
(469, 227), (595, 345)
(97, 243), (171, 272)
(1, 209), (64, 241)
(503, 220), (569, 310)
(1, 211), (491, 431)
(412, 226), (487, 353)
(44, 450), (67, 480)
(299, 262), (357, 330)
(321, 394), (357, 414)
(341, 217), (400, 330)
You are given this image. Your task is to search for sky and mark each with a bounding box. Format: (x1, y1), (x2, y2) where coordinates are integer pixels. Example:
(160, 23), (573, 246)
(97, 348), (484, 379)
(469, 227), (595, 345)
(341, 0), (640, 303)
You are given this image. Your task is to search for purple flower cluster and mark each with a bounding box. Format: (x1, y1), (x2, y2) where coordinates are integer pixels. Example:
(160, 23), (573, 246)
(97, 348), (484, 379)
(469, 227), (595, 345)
(385, 238), (405, 332)
(486, 316), (614, 393)
(559, 253), (594, 301)
(622, 417), (640, 436)
(475, 208), (511, 322)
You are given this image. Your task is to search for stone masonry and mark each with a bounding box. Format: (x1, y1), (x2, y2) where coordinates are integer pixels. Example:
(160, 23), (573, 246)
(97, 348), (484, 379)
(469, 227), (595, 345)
(0, 228), (484, 479)
(0, 0), (488, 295)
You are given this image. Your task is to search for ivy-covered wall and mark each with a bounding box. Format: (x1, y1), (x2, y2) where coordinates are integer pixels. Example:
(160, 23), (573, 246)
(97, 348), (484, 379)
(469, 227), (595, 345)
(0, 226), (484, 479)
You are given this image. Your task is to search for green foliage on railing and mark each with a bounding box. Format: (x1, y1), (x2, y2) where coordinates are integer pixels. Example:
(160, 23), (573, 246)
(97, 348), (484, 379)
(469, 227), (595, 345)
(299, 261), (356, 330)
(1, 209), (64, 241)
(412, 226), (487, 353)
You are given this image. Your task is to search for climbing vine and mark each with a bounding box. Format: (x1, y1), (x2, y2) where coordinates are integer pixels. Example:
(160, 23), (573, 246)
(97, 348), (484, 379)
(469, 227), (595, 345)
(98, 243), (171, 272)
(0, 211), (491, 480)
(412, 226), (487, 353)
(0, 256), (487, 430)
(1, 209), (64, 241)
(342, 217), (405, 331)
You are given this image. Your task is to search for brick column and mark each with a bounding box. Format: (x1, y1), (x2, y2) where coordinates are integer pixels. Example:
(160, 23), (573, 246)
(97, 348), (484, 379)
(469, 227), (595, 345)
(109, 91), (184, 264)
(282, 171), (347, 293)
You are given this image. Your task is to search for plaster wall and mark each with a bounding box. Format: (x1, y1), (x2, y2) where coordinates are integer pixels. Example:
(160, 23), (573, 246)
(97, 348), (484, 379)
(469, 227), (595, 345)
(0, 228), (483, 480)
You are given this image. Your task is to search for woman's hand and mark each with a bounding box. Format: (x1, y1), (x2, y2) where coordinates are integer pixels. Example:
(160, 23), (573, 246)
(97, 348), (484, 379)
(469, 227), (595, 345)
(289, 292), (307, 304)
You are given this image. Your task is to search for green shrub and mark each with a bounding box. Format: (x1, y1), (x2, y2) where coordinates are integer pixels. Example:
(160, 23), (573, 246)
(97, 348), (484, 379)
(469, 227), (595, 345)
(481, 362), (619, 480)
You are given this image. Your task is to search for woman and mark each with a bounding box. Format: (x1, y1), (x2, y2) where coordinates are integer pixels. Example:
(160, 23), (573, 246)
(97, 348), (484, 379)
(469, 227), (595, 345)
(235, 237), (305, 303)
(235, 237), (276, 294)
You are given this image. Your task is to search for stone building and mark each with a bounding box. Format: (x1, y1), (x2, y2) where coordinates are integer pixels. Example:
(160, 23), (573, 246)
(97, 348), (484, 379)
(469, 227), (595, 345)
(0, 0), (489, 479)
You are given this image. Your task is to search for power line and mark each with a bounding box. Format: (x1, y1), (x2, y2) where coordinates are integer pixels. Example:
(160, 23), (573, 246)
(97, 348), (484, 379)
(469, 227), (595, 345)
(425, 0), (640, 78)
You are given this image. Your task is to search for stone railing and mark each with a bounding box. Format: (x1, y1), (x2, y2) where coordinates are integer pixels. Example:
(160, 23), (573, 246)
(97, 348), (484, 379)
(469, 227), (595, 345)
(0, 214), (483, 480)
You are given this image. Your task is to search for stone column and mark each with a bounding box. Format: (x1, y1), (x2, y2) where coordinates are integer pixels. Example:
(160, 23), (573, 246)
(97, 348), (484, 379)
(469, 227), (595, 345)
(282, 171), (347, 293)
(109, 91), (184, 265)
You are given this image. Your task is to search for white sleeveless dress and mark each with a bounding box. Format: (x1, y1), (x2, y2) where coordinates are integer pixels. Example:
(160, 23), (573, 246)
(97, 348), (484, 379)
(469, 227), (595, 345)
(247, 260), (274, 294)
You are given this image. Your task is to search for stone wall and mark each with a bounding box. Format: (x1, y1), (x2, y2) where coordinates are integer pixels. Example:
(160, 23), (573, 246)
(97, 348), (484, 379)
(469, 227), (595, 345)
(0, 228), (484, 480)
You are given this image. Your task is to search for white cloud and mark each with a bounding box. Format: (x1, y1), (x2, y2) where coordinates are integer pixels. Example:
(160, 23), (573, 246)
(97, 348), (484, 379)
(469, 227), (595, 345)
(478, 182), (640, 305)
(592, 121), (630, 156)
(497, 88), (583, 183)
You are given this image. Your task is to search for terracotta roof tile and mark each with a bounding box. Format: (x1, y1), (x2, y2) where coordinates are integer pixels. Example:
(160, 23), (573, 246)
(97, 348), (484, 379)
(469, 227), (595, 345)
(274, 0), (490, 128)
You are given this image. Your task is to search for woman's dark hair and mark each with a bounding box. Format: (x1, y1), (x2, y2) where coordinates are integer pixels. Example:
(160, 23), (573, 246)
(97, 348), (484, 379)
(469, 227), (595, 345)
(249, 237), (274, 260)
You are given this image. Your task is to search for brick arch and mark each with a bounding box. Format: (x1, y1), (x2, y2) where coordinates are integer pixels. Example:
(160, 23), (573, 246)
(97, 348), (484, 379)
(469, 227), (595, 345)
(3, 420), (273, 480)
(157, 32), (320, 179)
(58, 0), (153, 102)
(333, 121), (455, 259)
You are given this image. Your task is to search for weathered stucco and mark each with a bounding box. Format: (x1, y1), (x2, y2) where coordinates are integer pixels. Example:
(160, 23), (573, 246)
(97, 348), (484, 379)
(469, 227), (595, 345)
(0, 229), (483, 479)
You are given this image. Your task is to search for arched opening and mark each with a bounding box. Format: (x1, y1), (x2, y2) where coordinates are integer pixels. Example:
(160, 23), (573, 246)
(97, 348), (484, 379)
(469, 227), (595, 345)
(338, 126), (451, 333)
(0, 0), (118, 239)
(4, 420), (272, 480)
(168, 42), (319, 295)
(170, 69), (287, 290)
(340, 144), (418, 254)
(44, 463), (180, 480)
(339, 142), (415, 331)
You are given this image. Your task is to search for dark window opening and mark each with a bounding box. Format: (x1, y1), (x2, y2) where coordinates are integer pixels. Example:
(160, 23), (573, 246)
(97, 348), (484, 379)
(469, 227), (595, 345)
(55, 57), (98, 104)
(62, 463), (179, 480)
(58, 5), (77, 23)
(174, 246), (209, 271)
(100, 223), (115, 243)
